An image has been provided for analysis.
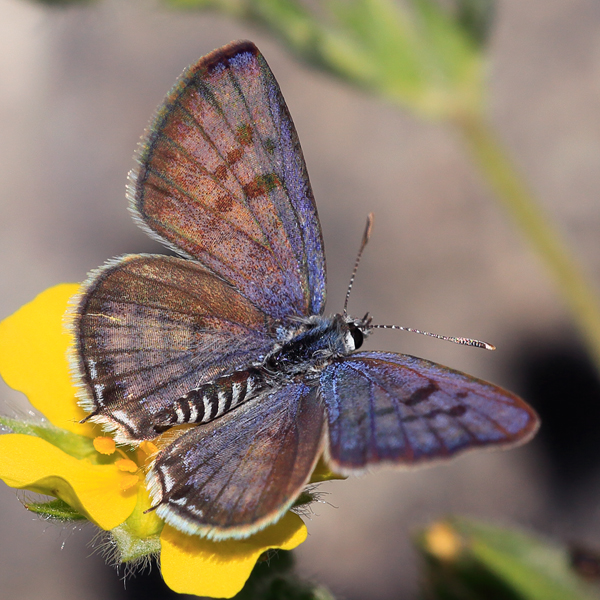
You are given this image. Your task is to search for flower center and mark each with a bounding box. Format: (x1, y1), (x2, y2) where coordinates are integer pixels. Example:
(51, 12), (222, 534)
(92, 436), (159, 491)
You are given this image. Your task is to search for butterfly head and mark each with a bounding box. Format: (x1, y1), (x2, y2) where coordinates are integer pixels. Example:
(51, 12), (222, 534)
(344, 312), (372, 353)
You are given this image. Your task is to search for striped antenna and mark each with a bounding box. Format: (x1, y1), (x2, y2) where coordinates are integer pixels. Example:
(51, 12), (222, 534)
(344, 213), (374, 316)
(366, 324), (496, 351)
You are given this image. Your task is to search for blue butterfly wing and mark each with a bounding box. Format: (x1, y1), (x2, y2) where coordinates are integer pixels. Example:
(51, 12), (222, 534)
(131, 40), (326, 321)
(71, 255), (278, 442)
(320, 351), (539, 474)
(147, 381), (325, 539)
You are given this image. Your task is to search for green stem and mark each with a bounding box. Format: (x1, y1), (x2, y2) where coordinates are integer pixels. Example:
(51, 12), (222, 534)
(457, 112), (600, 371)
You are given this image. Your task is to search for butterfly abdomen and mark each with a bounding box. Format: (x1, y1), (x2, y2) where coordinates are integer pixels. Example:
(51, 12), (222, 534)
(154, 368), (267, 431)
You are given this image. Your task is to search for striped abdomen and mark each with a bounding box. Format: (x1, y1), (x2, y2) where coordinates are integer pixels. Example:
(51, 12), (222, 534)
(154, 368), (266, 431)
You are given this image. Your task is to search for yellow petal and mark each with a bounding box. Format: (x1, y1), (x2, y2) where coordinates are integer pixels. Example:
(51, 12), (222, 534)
(119, 474), (141, 491)
(0, 284), (95, 437)
(160, 512), (307, 598)
(310, 456), (347, 482)
(0, 434), (136, 530)
(125, 485), (164, 540)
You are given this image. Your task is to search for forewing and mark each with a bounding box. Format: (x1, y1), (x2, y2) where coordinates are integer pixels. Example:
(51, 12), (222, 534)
(131, 40), (326, 321)
(70, 254), (277, 442)
(320, 351), (539, 474)
(147, 382), (325, 539)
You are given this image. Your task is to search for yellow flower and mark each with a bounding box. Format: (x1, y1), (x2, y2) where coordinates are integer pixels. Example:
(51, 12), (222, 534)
(0, 284), (307, 598)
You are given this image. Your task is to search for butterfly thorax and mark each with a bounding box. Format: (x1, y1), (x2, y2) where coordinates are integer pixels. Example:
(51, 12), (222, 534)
(263, 314), (366, 377)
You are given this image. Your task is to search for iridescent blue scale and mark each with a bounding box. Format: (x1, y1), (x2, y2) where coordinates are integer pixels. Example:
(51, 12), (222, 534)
(70, 40), (539, 541)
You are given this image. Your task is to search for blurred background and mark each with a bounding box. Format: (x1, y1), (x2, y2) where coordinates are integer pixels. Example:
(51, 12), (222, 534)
(1, 0), (600, 598)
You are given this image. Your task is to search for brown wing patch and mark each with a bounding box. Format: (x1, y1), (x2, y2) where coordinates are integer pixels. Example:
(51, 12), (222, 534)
(213, 164), (228, 181)
(226, 147), (244, 165)
(236, 122), (254, 146)
(243, 173), (281, 199)
(214, 193), (234, 213)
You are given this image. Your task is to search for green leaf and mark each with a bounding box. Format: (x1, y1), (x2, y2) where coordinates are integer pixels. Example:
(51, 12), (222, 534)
(416, 517), (600, 600)
(23, 497), (87, 522)
(0, 415), (97, 461)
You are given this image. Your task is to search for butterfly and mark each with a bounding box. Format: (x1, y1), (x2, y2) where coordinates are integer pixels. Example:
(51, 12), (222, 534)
(70, 40), (539, 540)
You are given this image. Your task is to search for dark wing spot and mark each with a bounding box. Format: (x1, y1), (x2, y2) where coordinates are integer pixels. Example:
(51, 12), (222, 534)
(243, 179), (262, 199)
(264, 138), (276, 154)
(214, 165), (228, 181)
(375, 406), (396, 417)
(226, 148), (243, 165)
(260, 172), (280, 193)
(402, 414), (420, 423)
(236, 123), (253, 146)
(405, 382), (439, 406)
(243, 173), (281, 199)
(456, 391), (468, 399)
(447, 404), (467, 417)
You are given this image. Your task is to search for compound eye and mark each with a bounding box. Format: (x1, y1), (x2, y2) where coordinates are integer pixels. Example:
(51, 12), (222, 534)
(349, 324), (364, 350)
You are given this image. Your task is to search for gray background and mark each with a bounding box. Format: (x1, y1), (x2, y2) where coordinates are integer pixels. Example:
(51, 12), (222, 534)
(1, 0), (600, 598)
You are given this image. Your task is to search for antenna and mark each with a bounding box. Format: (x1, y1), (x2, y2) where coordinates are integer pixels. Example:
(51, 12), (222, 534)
(344, 213), (374, 316)
(366, 324), (496, 350)
(342, 214), (494, 352)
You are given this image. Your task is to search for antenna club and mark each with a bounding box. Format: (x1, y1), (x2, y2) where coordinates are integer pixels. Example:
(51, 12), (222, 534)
(363, 213), (374, 245)
(455, 338), (496, 351)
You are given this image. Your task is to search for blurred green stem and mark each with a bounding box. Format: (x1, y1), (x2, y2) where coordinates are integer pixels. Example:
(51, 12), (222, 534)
(456, 111), (600, 369)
